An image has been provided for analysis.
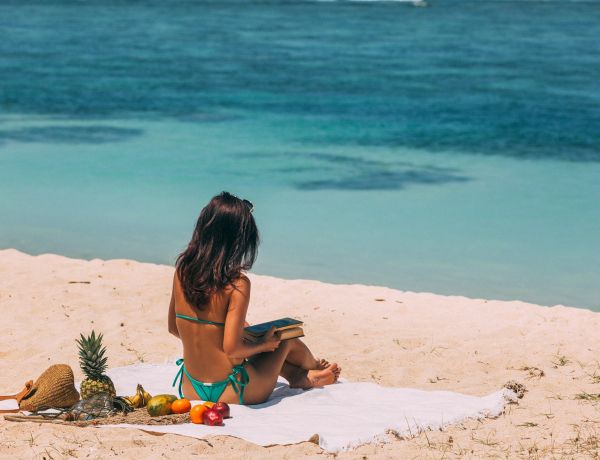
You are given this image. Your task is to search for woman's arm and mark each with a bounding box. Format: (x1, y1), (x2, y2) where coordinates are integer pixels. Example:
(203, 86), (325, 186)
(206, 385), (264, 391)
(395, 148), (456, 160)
(167, 273), (180, 339)
(222, 276), (281, 359)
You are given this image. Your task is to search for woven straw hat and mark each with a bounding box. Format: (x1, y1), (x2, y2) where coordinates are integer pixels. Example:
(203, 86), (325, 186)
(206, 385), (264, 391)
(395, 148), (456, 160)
(18, 364), (80, 411)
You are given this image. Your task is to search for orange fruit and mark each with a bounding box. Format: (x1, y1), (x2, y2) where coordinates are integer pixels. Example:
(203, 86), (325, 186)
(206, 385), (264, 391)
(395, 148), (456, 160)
(190, 404), (208, 424)
(202, 401), (215, 409)
(171, 399), (192, 414)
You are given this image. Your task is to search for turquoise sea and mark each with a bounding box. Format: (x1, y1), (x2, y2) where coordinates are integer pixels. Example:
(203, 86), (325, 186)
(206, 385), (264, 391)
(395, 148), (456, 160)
(0, 0), (599, 310)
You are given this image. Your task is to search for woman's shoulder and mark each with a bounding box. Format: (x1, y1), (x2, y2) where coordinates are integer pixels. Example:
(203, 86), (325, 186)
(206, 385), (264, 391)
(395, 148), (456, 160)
(230, 274), (251, 292)
(222, 275), (250, 301)
(235, 273), (251, 284)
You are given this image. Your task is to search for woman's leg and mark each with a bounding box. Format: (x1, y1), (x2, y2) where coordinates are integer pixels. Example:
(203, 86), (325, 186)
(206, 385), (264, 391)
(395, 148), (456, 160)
(282, 338), (319, 370)
(225, 340), (340, 405)
(238, 340), (292, 404)
(270, 339), (340, 385)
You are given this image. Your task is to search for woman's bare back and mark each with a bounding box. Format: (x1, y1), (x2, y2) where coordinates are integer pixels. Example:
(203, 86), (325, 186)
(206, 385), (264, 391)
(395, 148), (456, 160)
(170, 274), (244, 400)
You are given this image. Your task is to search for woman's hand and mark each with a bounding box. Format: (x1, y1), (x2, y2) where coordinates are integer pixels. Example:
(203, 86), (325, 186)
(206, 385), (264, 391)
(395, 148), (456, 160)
(260, 326), (281, 352)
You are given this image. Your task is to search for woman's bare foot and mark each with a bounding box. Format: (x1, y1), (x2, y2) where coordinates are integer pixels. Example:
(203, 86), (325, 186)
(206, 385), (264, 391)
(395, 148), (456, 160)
(316, 358), (341, 382)
(333, 365), (341, 383)
(289, 363), (341, 390)
(315, 358), (330, 370)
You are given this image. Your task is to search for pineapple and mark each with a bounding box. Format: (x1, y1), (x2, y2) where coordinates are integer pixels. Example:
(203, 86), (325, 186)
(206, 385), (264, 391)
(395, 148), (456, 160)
(76, 330), (116, 400)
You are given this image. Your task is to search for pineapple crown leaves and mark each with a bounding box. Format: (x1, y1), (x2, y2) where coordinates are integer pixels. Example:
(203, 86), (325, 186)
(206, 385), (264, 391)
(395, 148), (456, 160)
(76, 330), (109, 378)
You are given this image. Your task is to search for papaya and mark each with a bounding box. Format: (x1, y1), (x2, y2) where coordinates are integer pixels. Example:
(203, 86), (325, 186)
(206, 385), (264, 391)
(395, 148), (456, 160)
(147, 394), (178, 417)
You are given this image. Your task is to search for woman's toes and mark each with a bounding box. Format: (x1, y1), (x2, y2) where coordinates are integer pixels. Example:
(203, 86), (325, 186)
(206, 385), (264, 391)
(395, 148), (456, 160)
(315, 358), (330, 370)
(333, 367), (342, 383)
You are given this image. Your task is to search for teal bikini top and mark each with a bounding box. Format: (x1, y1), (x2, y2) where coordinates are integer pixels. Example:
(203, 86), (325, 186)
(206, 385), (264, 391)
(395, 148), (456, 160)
(175, 314), (225, 326)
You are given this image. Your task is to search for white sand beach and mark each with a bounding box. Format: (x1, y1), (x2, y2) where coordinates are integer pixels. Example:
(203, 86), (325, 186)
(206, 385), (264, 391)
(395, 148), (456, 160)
(1, 248), (600, 459)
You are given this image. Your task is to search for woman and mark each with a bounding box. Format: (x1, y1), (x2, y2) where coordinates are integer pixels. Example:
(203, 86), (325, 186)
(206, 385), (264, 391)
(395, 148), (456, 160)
(168, 192), (341, 405)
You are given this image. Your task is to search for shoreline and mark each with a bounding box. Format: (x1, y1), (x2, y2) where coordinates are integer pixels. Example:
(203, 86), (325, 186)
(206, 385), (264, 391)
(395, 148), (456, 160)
(2, 248), (600, 458)
(2, 246), (588, 312)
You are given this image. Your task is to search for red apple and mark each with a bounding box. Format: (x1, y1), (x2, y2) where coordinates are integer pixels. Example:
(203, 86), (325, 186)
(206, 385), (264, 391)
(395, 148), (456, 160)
(202, 408), (223, 426)
(213, 402), (230, 419)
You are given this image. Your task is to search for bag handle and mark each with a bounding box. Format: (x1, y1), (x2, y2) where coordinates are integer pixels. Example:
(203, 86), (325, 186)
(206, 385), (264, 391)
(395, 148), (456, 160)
(0, 381), (35, 414)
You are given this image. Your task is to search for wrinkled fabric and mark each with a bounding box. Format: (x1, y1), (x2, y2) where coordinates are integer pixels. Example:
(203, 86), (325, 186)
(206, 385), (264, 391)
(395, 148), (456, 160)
(1, 363), (515, 453)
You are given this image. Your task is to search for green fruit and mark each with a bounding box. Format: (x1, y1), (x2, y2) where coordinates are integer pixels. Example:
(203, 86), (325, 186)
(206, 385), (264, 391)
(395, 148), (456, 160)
(147, 395), (178, 417)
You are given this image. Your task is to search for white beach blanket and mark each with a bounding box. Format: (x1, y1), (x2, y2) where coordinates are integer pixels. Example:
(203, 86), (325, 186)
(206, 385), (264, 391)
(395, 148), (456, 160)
(1, 363), (516, 453)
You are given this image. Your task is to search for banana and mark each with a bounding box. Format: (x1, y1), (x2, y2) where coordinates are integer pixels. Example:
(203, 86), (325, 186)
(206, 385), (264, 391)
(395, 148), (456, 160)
(130, 393), (142, 408)
(124, 384), (152, 409)
(126, 389), (142, 408)
(139, 384), (152, 406)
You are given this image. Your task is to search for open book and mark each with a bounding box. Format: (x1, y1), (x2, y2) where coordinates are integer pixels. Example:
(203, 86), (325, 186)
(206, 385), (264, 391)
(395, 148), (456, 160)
(243, 317), (304, 343)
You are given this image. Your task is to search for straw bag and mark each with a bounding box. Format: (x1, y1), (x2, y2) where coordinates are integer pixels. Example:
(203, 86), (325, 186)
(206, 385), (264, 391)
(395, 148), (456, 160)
(0, 364), (80, 414)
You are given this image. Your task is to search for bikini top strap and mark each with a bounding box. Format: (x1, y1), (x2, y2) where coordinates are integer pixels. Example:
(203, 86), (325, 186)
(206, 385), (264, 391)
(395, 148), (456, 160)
(175, 314), (225, 326)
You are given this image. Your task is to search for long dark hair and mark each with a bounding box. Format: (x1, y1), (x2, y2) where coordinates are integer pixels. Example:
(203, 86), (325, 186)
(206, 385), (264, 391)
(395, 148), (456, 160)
(176, 191), (260, 308)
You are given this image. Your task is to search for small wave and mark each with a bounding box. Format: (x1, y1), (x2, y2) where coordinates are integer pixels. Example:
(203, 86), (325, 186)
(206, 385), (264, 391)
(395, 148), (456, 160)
(351, 0), (427, 3)
(315, 0), (426, 3)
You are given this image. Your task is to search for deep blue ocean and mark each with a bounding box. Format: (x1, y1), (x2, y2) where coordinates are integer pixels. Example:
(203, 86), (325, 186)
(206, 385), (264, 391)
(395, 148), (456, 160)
(0, 0), (599, 309)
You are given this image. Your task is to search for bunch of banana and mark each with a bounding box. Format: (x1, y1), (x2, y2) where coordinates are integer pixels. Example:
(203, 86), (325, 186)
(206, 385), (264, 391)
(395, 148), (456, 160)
(124, 384), (152, 409)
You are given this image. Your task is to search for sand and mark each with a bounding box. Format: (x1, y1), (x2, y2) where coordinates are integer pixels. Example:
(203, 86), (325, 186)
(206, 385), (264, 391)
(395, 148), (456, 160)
(1, 248), (600, 459)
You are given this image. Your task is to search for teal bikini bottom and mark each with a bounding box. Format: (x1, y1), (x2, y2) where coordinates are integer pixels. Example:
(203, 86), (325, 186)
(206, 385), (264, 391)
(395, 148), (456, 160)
(172, 358), (250, 405)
